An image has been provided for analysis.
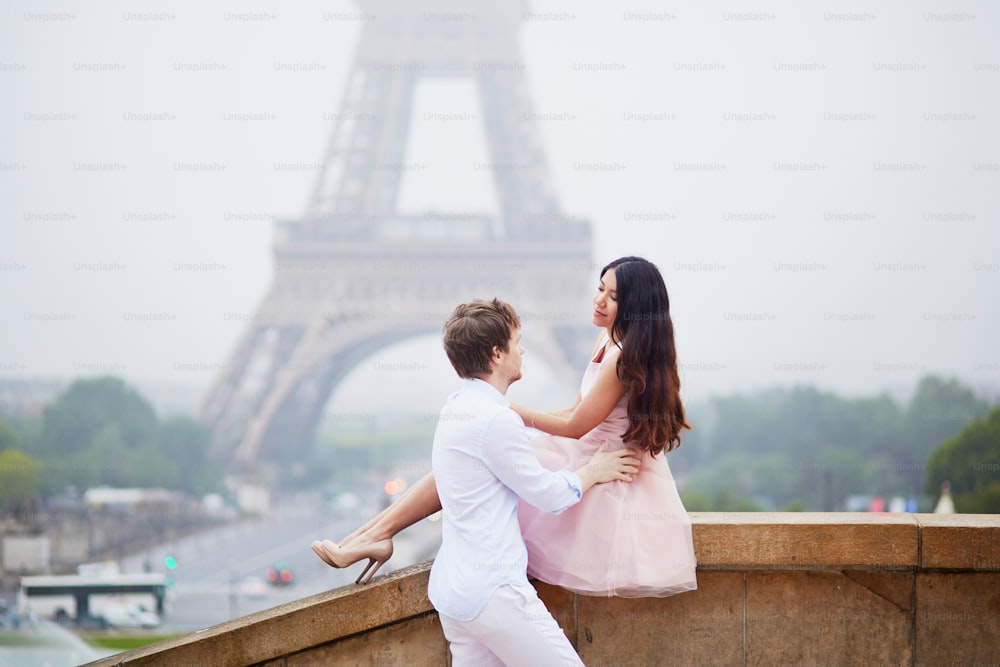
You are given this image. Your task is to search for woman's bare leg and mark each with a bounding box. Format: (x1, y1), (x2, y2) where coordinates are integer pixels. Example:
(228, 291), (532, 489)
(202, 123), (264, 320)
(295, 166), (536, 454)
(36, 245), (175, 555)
(338, 472), (441, 548)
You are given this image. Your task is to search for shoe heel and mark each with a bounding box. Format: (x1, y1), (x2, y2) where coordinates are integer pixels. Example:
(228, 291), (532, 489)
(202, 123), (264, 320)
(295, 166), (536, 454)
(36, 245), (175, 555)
(356, 558), (385, 585)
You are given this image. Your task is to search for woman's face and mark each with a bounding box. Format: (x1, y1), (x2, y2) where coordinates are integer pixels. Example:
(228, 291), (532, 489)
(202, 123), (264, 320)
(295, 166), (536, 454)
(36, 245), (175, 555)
(592, 268), (619, 330)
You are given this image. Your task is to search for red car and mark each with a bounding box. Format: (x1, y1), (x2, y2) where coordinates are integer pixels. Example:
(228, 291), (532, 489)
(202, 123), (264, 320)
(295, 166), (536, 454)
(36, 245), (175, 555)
(265, 562), (293, 586)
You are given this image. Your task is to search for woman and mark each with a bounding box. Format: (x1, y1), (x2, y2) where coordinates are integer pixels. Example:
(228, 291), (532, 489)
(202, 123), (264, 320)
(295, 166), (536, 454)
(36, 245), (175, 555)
(313, 256), (697, 597)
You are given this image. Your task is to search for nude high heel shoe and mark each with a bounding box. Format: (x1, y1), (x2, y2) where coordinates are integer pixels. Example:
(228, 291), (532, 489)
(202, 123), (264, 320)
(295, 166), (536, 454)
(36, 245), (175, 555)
(311, 540), (338, 568)
(311, 538), (394, 584)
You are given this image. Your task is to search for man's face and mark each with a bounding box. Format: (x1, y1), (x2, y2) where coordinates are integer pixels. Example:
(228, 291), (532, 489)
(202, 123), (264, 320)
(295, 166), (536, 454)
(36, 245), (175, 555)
(495, 327), (524, 388)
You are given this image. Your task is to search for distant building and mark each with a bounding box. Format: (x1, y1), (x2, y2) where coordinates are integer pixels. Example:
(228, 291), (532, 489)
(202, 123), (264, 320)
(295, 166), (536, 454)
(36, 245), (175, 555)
(1, 535), (50, 574)
(82, 487), (185, 517)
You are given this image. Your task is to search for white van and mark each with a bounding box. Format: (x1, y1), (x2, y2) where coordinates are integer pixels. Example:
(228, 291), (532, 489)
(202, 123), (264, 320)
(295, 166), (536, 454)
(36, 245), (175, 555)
(100, 600), (160, 628)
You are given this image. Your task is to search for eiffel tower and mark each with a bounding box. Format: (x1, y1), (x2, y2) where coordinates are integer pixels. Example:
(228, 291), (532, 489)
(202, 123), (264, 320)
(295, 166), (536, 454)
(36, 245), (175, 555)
(200, 0), (596, 477)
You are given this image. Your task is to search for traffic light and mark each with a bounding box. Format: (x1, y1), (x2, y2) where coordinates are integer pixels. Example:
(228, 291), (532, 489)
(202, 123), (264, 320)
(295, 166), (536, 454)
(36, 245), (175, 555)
(164, 555), (177, 570)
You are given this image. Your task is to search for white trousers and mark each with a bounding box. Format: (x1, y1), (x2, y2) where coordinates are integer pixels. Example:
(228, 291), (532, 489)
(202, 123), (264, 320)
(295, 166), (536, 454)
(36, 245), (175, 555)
(437, 584), (584, 667)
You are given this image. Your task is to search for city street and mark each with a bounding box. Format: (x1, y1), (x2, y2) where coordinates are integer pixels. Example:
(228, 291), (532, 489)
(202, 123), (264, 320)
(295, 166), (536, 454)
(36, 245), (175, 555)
(116, 494), (441, 634)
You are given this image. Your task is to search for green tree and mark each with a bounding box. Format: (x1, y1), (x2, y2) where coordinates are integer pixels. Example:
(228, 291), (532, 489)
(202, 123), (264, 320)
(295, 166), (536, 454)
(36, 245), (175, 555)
(37, 377), (158, 458)
(155, 416), (222, 495)
(30, 377), (225, 497)
(925, 406), (1000, 513)
(0, 449), (44, 514)
(900, 377), (990, 487)
(0, 418), (19, 452)
(40, 423), (129, 495)
(679, 489), (712, 511)
(681, 487), (762, 511)
(671, 375), (992, 511)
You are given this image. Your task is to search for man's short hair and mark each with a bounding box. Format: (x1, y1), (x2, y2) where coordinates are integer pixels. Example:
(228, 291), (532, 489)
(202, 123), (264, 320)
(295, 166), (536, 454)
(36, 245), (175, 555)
(443, 298), (521, 379)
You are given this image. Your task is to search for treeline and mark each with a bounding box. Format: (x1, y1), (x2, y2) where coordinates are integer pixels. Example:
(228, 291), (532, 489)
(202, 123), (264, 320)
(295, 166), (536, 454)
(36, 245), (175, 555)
(2, 374), (996, 516)
(0, 377), (224, 514)
(925, 405), (1000, 513)
(669, 376), (996, 511)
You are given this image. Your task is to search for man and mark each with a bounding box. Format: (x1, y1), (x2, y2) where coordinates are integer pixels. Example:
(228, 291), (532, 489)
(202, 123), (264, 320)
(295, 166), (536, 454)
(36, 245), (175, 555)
(429, 298), (639, 666)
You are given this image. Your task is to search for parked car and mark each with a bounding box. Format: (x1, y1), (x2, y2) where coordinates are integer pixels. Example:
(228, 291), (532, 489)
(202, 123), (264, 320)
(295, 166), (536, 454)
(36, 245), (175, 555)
(238, 576), (268, 598)
(265, 562), (293, 586)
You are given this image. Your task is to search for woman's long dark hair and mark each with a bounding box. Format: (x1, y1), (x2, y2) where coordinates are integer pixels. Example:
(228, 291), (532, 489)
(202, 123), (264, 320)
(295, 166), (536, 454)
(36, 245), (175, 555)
(602, 256), (690, 455)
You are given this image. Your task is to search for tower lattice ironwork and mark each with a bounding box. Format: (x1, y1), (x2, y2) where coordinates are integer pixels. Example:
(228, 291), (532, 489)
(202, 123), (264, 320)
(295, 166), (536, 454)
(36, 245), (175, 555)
(200, 0), (597, 475)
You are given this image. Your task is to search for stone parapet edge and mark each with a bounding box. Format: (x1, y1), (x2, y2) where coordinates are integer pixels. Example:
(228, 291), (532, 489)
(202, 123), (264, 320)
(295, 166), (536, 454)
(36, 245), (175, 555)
(83, 512), (1000, 667)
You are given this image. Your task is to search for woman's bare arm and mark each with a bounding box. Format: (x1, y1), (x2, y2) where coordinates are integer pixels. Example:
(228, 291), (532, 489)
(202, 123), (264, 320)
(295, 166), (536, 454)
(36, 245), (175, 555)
(511, 350), (625, 439)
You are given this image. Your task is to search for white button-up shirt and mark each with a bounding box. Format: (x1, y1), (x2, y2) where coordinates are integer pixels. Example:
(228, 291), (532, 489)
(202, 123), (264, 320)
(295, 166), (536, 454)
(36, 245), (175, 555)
(428, 378), (583, 621)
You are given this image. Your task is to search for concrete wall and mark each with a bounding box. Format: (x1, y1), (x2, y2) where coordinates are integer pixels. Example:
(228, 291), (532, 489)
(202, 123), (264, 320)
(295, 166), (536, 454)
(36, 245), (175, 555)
(83, 513), (1000, 666)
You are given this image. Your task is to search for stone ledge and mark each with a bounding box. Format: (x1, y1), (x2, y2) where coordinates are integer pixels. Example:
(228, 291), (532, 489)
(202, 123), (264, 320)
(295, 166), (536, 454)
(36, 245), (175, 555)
(84, 562), (434, 667)
(83, 513), (1000, 667)
(915, 513), (1000, 571)
(691, 512), (920, 569)
(691, 512), (1000, 571)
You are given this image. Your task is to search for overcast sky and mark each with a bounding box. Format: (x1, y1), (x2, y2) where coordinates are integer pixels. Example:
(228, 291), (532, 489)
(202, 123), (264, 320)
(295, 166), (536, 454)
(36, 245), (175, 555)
(2, 0), (998, 417)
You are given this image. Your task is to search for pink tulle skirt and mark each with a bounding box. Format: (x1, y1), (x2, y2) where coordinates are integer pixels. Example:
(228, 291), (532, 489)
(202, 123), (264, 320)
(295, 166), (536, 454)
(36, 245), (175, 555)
(518, 433), (698, 598)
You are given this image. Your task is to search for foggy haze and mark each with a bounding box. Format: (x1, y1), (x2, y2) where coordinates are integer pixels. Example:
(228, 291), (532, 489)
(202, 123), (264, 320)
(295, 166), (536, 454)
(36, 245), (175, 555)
(2, 0), (999, 417)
